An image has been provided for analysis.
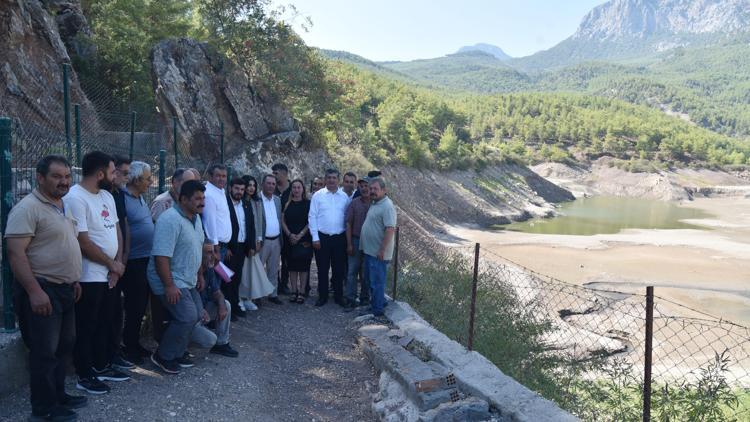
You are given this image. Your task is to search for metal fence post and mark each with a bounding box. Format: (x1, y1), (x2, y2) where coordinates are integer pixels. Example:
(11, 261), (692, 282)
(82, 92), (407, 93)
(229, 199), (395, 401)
(63, 64), (72, 161)
(1, 117), (17, 332)
(129, 111), (136, 160)
(74, 104), (81, 167)
(391, 226), (400, 301)
(643, 286), (654, 422)
(158, 149), (166, 194)
(467, 242), (480, 350)
(220, 121), (224, 164)
(172, 117), (178, 168)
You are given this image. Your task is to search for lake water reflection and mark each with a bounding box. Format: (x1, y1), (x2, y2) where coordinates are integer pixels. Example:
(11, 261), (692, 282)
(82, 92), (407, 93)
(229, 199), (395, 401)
(502, 196), (713, 235)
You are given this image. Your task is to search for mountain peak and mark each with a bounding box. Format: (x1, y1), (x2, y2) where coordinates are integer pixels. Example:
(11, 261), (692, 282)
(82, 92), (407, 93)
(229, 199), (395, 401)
(456, 43), (512, 60)
(573, 0), (750, 41)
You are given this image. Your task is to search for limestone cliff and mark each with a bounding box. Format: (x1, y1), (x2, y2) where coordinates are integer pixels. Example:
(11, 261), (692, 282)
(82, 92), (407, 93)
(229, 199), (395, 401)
(0, 0), (96, 132)
(150, 38), (329, 178)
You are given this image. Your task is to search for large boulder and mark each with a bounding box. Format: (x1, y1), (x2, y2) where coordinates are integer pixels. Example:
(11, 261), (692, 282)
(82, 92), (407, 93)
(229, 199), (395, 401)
(150, 38), (323, 178)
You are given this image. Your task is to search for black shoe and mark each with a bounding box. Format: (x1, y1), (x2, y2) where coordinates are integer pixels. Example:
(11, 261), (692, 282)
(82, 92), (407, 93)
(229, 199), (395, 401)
(230, 314), (238, 322)
(373, 315), (389, 324)
(176, 352), (195, 368)
(235, 308), (247, 318)
(30, 405), (77, 422)
(93, 366), (130, 382)
(334, 298), (346, 307)
(59, 394), (87, 410)
(314, 299), (327, 307)
(111, 354), (135, 371)
(359, 299), (370, 307)
(267, 297), (283, 305)
(150, 353), (181, 374)
(210, 343), (239, 357)
(75, 377), (110, 395)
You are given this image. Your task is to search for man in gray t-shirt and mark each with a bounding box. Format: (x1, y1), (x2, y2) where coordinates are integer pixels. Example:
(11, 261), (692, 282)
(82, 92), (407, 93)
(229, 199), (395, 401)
(359, 178), (397, 317)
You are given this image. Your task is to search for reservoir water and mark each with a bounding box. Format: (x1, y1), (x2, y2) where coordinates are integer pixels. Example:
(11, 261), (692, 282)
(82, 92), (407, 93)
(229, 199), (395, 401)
(502, 196), (713, 235)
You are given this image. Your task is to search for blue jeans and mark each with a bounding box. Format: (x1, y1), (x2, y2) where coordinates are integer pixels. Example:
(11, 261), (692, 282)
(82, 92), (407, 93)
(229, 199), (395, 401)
(364, 254), (389, 316)
(158, 288), (202, 361)
(345, 237), (369, 302)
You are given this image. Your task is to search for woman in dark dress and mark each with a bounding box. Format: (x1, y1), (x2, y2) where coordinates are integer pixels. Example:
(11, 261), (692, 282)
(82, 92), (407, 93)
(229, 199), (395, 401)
(282, 179), (312, 304)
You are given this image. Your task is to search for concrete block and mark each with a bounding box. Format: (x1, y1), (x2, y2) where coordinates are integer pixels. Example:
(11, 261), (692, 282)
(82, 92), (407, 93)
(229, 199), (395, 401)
(360, 325), (459, 412)
(0, 331), (28, 397)
(385, 301), (578, 422)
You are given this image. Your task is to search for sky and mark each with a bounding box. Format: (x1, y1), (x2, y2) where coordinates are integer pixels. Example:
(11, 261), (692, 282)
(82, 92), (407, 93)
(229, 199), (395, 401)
(274, 0), (608, 62)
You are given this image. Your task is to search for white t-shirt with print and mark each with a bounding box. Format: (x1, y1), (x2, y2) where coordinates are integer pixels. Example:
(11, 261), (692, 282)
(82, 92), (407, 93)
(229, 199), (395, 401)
(64, 184), (119, 282)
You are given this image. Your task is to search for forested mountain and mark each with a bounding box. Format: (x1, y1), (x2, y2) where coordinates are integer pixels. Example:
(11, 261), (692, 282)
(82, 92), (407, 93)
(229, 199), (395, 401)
(457, 43), (512, 60)
(325, 0), (750, 139)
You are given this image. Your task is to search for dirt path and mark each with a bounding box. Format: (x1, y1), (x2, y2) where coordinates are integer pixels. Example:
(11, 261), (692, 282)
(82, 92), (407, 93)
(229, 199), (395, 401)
(0, 292), (377, 421)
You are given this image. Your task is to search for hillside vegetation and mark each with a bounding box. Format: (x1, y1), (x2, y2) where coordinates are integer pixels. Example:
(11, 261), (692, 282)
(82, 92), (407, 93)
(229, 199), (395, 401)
(372, 34), (750, 138)
(75, 0), (750, 175)
(321, 60), (750, 170)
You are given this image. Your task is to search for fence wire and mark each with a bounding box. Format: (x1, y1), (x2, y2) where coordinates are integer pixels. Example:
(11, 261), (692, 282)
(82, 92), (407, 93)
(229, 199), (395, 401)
(392, 222), (750, 421)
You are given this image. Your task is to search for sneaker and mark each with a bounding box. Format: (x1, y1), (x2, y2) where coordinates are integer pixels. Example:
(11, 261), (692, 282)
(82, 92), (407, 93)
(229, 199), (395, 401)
(238, 300), (246, 312)
(176, 352), (195, 368)
(235, 308), (247, 318)
(150, 353), (181, 374)
(267, 297), (283, 305)
(75, 377), (110, 395)
(93, 366), (130, 382)
(111, 354), (135, 371)
(59, 393), (88, 410)
(29, 405), (77, 422)
(210, 343), (239, 358)
(244, 300), (258, 311)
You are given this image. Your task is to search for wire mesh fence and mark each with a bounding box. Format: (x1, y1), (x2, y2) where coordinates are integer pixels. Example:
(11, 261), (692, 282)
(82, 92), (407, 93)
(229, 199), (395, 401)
(391, 221), (750, 421)
(0, 64), (230, 331)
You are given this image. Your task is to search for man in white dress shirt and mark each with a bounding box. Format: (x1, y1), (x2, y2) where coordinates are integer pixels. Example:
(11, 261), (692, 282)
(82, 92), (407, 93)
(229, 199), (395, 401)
(259, 174), (284, 305)
(202, 165), (231, 262)
(309, 168), (351, 307)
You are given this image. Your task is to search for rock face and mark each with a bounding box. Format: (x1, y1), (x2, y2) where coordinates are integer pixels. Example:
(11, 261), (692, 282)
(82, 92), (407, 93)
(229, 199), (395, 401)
(41, 0), (95, 62)
(0, 0), (95, 132)
(150, 38), (321, 177)
(574, 0), (750, 40)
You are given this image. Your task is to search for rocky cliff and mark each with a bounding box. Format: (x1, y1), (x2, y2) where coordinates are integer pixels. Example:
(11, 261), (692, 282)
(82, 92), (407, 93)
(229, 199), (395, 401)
(150, 38), (329, 178)
(0, 0), (95, 131)
(574, 0), (750, 40)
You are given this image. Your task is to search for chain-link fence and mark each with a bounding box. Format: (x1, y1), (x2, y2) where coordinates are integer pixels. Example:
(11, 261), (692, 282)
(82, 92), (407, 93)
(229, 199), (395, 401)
(390, 221), (750, 421)
(0, 64), (231, 332)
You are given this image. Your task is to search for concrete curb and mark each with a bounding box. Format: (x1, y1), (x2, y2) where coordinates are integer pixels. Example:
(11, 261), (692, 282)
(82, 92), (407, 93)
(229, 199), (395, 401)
(383, 301), (578, 422)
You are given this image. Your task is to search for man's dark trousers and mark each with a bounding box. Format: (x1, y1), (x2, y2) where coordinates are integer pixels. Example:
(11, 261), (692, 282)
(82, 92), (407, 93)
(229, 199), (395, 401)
(121, 257), (151, 354)
(107, 279), (124, 362)
(315, 232), (347, 302)
(14, 278), (76, 416)
(74, 282), (111, 377)
(221, 242), (245, 314)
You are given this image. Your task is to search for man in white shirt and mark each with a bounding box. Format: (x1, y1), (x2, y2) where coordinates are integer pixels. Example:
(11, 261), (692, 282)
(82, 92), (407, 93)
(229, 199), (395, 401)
(259, 174), (284, 305)
(202, 165), (231, 261)
(309, 168), (351, 307)
(64, 151), (129, 395)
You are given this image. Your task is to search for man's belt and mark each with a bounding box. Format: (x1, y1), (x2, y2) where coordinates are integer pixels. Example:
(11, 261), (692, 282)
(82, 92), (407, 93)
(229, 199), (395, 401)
(265, 235), (280, 241)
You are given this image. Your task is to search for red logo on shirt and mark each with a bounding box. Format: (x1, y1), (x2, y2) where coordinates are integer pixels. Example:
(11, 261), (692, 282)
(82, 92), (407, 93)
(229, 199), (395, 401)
(101, 209), (110, 218)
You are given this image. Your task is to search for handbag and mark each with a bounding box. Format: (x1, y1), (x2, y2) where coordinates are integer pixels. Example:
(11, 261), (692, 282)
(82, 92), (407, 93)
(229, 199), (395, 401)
(289, 241), (313, 260)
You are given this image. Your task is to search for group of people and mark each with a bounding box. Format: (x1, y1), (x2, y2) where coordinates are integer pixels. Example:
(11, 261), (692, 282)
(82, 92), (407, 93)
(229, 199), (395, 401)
(5, 151), (397, 421)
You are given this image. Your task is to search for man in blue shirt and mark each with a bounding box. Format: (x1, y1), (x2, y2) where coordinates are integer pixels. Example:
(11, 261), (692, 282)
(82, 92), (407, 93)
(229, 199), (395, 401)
(147, 180), (207, 374)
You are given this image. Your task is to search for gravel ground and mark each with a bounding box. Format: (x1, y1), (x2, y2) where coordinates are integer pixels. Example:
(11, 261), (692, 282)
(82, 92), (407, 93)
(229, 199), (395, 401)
(0, 287), (377, 422)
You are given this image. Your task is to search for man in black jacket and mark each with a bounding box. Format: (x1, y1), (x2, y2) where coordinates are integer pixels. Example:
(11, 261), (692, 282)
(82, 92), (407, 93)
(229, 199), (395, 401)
(223, 178), (256, 320)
